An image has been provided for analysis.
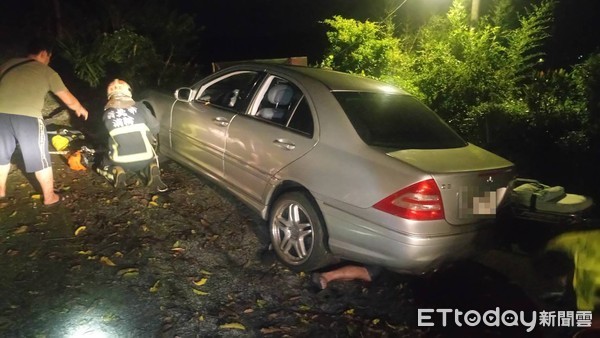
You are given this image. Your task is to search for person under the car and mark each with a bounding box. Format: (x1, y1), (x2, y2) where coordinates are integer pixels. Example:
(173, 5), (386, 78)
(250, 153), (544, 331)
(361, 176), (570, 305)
(95, 79), (167, 192)
(310, 264), (383, 290)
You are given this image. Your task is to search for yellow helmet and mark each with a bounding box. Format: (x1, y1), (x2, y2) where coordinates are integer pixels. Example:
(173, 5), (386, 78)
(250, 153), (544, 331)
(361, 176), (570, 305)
(51, 135), (70, 151)
(107, 79), (132, 100)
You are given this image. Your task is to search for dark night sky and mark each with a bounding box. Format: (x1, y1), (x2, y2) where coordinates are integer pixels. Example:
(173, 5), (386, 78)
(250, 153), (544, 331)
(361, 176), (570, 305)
(187, 0), (600, 68)
(545, 0), (600, 67)
(0, 0), (599, 69)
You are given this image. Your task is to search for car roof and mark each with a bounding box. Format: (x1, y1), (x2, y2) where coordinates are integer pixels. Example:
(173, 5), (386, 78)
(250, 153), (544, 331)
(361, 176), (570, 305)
(221, 62), (409, 94)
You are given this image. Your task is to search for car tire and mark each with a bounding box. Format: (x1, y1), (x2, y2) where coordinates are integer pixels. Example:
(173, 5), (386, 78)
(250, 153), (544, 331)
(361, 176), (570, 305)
(269, 191), (335, 271)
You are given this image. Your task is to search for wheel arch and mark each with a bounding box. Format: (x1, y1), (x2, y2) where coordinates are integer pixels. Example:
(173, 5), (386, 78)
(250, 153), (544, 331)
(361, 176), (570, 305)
(266, 180), (332, 252)
(141, 100), (156, 117)
(140, 100), (170, 163)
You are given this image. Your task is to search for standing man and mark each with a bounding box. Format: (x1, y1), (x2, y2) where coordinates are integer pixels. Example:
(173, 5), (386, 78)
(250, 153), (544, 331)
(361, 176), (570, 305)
(0, 37), (89, 206)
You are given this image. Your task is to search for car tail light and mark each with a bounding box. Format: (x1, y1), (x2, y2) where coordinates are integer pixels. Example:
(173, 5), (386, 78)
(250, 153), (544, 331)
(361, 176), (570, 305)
(373, 179), (444, 220)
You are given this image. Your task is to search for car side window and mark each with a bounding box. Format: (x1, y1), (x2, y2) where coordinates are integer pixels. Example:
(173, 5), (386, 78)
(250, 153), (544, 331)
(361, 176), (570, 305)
(287, 98), (314, 137)
(254, 78), (314, 137)
(197, 71), (261, 112)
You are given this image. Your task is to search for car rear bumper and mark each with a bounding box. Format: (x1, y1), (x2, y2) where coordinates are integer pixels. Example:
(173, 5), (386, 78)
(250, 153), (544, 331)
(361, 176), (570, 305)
(321, 202), (496, 274)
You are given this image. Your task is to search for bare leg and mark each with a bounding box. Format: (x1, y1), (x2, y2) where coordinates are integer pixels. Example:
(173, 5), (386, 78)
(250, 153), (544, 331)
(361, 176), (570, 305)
(34, 166), (59, 205)
(0, 163), (9, 198)
(318, 265), (373, 289)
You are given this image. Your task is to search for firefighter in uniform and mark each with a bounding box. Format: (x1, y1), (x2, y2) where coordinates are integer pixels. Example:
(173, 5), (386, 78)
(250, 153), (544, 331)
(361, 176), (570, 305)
(96, 79), (167, 192)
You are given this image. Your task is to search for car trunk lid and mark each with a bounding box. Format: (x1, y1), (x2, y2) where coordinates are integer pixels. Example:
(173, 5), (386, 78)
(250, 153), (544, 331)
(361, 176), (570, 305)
(387, 144), (515, 225)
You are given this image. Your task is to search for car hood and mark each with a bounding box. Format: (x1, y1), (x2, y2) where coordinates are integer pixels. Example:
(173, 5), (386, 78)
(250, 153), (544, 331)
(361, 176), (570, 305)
(386, 143), (513, 173)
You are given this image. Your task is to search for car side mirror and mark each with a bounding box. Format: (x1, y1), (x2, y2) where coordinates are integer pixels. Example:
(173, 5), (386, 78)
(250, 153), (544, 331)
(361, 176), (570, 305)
(174, 87), (193, 102)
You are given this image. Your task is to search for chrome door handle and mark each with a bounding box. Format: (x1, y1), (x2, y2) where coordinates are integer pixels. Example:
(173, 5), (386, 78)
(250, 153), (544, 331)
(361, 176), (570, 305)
(212, 117), (229, 127)
(273, 139), (296, 150)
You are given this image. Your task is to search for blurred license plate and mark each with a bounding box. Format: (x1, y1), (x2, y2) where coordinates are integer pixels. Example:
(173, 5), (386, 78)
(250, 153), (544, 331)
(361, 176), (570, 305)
(460, 187), (507, 216)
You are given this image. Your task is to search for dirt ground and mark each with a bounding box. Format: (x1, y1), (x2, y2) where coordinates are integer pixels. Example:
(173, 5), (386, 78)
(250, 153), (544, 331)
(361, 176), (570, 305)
(0, 141), (590, 337)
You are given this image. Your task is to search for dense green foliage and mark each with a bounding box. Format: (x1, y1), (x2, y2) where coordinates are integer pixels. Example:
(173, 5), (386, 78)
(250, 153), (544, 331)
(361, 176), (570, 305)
(56, 0), (203, 90)
(321, 0), (600, 196)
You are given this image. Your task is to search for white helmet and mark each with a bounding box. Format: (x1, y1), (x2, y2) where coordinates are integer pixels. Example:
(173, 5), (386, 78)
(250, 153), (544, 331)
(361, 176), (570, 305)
(107, 79), (132, 100)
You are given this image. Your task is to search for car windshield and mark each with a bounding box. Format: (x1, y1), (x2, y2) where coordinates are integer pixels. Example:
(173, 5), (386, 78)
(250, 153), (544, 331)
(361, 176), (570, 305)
(334, 92), (467, 150)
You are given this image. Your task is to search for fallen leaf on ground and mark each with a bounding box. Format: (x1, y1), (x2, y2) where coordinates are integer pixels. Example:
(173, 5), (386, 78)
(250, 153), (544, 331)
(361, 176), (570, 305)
(8, 211), (17, 217)
(193, 278), (207, 286)
(298, 305), (311, 311)
(149, 280), (161, 293)
(117, 267), (139, 278)
(219, 323), (245, 330)
(192, 288), (208, 296)
(74, 226), (86, 236)
(77, 250), (93, 255)
(13, 225), (28, 234)
(256, 299), (267, 308)
(100, 256), (116, 266)
(260, 327), (284, 334)
(199, 269), (212, 275)
(30, 194), (41, 200)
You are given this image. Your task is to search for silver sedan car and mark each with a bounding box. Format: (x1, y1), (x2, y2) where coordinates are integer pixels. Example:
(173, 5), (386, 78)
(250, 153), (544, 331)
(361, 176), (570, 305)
(141, 63), (515, 274)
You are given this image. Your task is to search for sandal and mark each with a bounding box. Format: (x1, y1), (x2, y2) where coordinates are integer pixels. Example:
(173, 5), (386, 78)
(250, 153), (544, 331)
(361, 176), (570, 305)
(43, 194), (67, 208)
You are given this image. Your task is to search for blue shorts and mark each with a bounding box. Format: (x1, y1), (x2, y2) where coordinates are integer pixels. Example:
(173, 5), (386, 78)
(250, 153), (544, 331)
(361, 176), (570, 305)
(0, 113), (51, 172)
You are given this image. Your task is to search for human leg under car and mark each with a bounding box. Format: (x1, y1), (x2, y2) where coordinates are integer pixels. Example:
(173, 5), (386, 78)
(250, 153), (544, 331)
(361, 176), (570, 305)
(310, 264), (383, 290)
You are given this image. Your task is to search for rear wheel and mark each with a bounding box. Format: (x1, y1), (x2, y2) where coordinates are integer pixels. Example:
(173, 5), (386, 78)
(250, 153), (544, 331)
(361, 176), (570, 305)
(269, 192), (335, 271)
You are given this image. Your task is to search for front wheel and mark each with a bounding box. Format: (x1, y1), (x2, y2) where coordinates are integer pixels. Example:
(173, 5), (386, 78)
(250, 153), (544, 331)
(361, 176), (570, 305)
(269, 192), (335, 271)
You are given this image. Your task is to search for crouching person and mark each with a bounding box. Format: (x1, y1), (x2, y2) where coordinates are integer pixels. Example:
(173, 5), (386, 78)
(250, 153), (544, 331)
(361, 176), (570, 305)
(96, 79), (167, 192)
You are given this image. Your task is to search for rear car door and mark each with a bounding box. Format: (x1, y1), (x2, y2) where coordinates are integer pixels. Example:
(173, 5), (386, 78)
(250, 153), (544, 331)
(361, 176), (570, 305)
(224, 75), (318, 205)
(170, 71), (262, 180)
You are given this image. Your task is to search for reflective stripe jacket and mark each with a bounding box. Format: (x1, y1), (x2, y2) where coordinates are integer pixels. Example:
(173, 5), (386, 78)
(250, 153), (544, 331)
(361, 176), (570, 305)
(103, 102), (159, 164)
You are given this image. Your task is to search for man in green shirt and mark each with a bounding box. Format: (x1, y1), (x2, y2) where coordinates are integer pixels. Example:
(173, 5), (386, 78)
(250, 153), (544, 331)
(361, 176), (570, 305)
(0, 37), (88, 206)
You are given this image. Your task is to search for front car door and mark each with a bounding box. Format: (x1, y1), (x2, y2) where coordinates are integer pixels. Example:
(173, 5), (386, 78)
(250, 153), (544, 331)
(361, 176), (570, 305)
(170, 70), (263, 181)
(224, 75), (318, 209)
